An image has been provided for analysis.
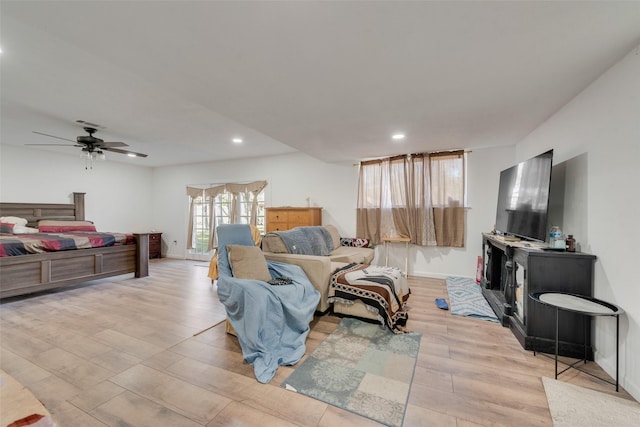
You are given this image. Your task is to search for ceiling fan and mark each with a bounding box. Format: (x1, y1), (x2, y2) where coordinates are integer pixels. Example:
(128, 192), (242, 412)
(28, 127), (148, 159)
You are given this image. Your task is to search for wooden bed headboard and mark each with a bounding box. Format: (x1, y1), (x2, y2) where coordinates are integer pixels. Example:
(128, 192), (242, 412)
(0, 192), (85, 227)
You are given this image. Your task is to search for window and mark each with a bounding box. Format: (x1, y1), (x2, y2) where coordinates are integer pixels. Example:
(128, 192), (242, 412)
(356, 151), (466, 247)
(213, 191), (265, 234)
(190, 194), (213, 255)
(186, 181), (267, 260)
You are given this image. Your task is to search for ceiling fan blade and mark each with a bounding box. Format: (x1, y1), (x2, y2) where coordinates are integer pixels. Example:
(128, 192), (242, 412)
(32, 131), (76, 143)
(102, 147), (148, 158)
(26, 143), (79, 147)
(100, 141), (129, 148)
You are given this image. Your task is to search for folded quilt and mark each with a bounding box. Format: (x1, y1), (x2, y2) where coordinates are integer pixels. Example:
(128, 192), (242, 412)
(271, 226), (334, 256)
(216, 260), (320, 383)
(329, 263), (411, 333)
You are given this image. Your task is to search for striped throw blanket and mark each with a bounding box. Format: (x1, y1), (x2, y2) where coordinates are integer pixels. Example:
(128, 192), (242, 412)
(329, 263), (411, 332)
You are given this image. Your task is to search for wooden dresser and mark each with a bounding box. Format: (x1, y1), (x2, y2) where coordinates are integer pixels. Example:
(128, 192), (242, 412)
(265, 207), (322, 232)
(149, 232), (162, 258)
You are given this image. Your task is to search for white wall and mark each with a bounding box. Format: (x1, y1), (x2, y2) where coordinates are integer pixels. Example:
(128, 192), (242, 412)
(151, 152), (359, 258)
(152, 148), (513, 272)
(516, 44), (640, 399)
(406, 146), (515, 279)
(1, 134), (510, 278)
(0, 145), (153, 231)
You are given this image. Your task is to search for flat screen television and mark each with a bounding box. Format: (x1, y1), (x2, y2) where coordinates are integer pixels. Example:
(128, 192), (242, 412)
(495, 149), (553, 242)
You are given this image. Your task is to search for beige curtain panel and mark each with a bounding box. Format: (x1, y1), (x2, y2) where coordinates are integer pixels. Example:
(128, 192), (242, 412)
(204, 185), (226, 250)
(356, 151), (465, 247)
(186, 186), (204, 249)
(186, 181), (268, 251)
(225, 180), (268, 225)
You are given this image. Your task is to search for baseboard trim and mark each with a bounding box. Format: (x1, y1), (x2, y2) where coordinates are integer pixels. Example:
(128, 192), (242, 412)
(409, 270), (475, 281)
(596, 351), (640, 402)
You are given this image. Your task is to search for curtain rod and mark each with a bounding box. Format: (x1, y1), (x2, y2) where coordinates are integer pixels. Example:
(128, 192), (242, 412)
(187, 180), (261, 188)
(353, 149), (471, 166)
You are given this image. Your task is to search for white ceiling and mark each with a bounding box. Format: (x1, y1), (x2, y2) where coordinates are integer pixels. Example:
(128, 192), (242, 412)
(1, 1), (639, 167)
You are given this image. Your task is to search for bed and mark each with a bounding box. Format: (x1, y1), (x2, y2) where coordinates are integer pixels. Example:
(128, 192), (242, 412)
(0, 192), (149, 299)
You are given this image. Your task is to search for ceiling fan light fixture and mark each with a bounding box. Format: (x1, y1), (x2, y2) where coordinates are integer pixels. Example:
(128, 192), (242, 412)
(82, 151), (94, 170)
(29, 127), (148, 166)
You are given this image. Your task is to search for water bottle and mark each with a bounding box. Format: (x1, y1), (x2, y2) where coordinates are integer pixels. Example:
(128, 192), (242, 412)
(549, 226), (564, 249)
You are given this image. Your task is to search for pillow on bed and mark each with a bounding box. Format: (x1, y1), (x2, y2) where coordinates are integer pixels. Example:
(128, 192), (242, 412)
(227, 244), (272, 281)
(13, 225), (40, 234)
(0, 216), (28, 226)
(38, 220), (97, 233)
(0, 222), (15, 233)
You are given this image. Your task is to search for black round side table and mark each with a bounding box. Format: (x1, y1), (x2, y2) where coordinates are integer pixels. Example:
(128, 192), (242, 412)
(529, 291), (624, 391)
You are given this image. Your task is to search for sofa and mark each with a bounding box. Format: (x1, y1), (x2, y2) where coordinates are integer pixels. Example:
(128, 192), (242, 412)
(262, 225), (374, 312)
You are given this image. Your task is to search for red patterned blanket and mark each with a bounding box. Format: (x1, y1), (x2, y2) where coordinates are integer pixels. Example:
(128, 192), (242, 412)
(0, 232), (134, 257)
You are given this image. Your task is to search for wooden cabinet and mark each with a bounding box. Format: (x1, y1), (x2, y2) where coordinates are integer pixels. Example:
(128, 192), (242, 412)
(149, 232), (162, 259)
(265, 207), (322, 232)
(481, 233), (596, 358)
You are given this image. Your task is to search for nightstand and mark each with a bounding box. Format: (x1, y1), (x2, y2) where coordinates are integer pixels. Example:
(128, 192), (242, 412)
(149, 232), (162, 259)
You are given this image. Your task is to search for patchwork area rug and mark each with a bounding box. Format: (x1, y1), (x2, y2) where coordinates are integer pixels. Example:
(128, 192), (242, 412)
(281, 317), (421, 427)
(543, 377), (640, 426)
(446, 276), (499, 322)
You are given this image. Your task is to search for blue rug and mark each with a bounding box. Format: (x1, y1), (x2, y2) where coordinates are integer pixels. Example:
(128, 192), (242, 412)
(446, 276), (499, 322)
(281, 317), (421, 427)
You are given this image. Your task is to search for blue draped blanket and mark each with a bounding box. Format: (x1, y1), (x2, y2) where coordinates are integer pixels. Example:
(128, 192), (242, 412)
(273, 226), (334, 256)
(216, 261), (320, 383)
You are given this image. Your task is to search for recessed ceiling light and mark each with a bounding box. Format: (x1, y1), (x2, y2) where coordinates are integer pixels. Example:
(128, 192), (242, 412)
(392, 133), (405, 140)
(127, 153), (137, 158)
(232, 138), (243, 144)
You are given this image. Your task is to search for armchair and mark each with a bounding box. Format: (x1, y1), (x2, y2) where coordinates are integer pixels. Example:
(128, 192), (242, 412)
(215, 224), (320, 383)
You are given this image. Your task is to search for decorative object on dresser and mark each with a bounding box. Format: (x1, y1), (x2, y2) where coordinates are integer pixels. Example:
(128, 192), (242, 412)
(0, 193), (149, 299)
(149, 232), (162, 258)
(480, 232), (596, 358)
(265, 207), (322, 232)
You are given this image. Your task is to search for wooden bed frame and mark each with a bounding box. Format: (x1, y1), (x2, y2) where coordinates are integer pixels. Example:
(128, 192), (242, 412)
(0, 192), (149, 299)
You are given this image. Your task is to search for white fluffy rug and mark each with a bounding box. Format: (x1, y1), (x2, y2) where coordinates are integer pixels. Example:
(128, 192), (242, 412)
(543, 377), (640, 427)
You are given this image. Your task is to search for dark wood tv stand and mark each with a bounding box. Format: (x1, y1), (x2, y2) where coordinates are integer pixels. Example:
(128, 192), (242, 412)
(480, 233), (597, 358)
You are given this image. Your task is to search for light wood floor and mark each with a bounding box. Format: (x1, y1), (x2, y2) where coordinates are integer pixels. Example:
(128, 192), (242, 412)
(1, 259), (635, 426)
